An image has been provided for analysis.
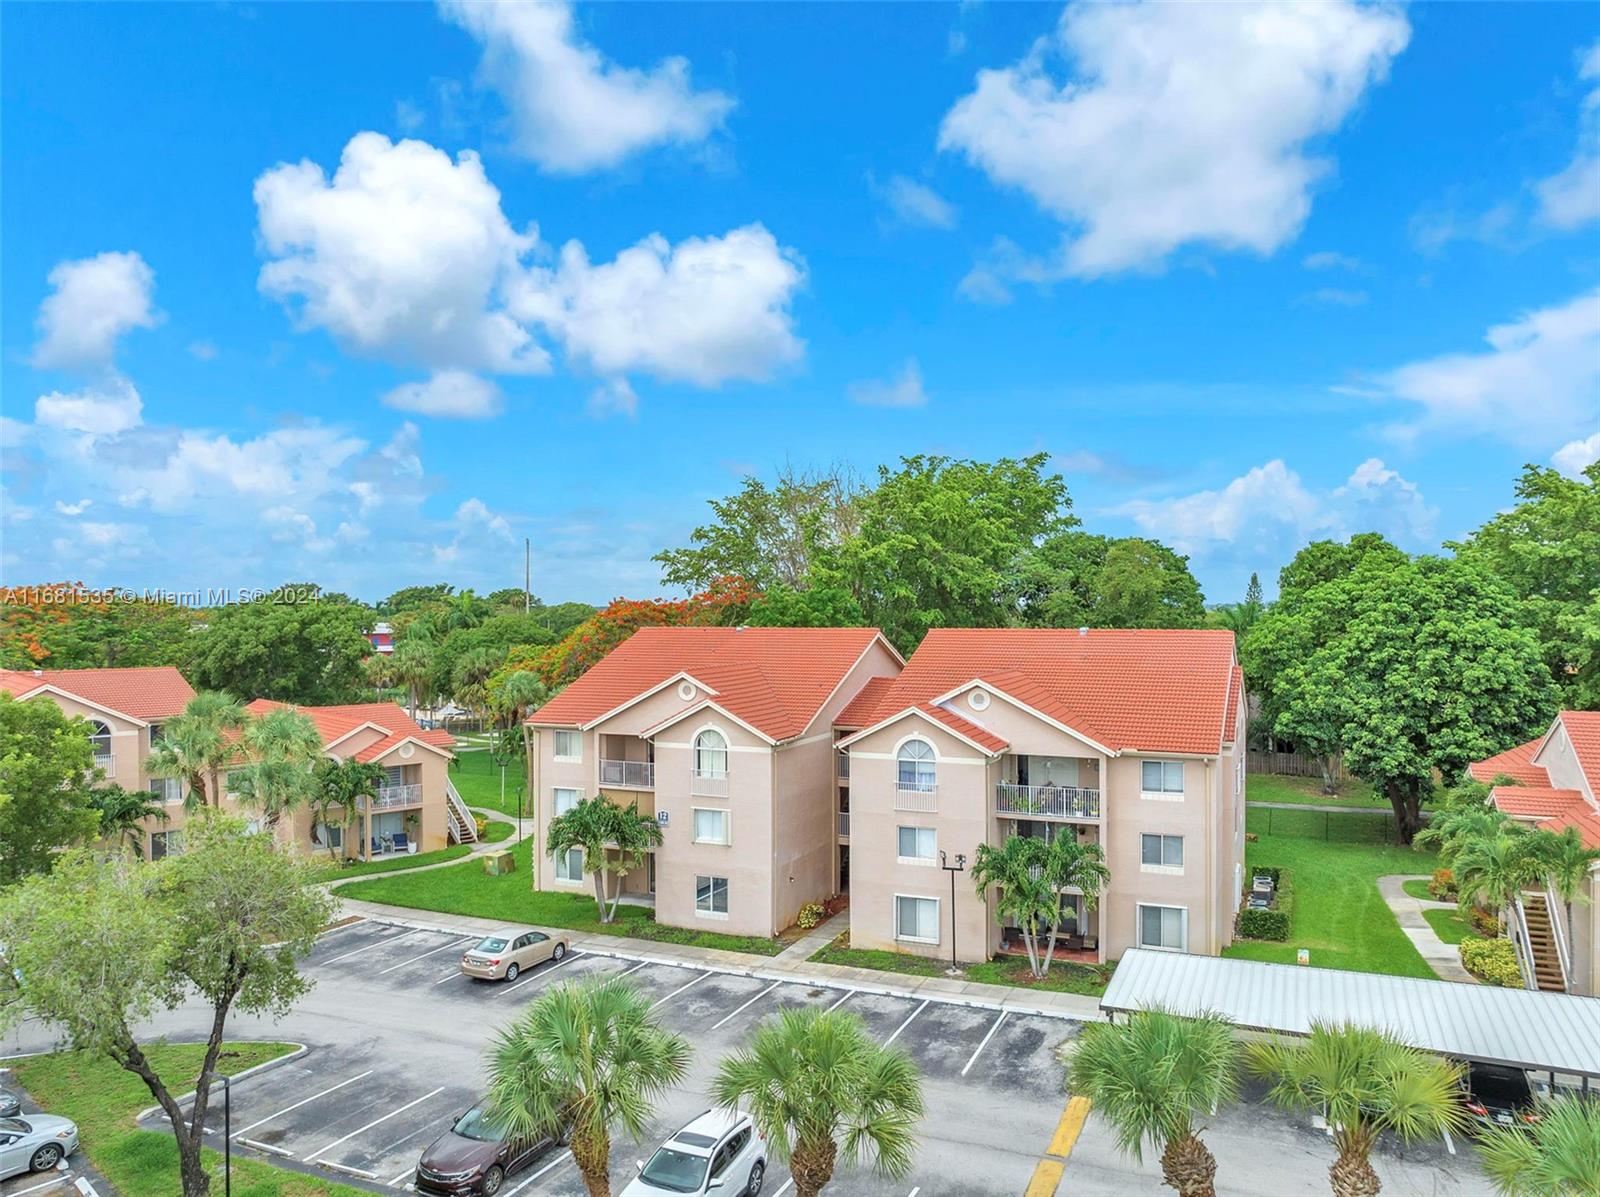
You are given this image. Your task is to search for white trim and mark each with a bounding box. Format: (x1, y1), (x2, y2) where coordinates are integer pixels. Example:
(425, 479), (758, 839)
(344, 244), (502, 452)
(851, 750), (987, 765)
(551, 729), (583, 762)
(15, 683), (152, 727)
(691, 805), (731, 846)
(896, 824), (937, 866)
(927, 678), (1116, 757)
(361, 735), (453, 763)
(1140, 791), (1185, 803)
(893, 892), (941, 945)
(323, 721), (394, 752)
(690, 724), (732, 777)
(695, 873), (730, 919)
(639, 699), (777, 745)
(892, 731), (939, 759)
(835, 705), (1003, 756)
(1141, 864), (1185, 877)
(798, 634), (906, 736)
(567, 671), (721, 731)
(1135, 902), (1189, 952)
(553, 846), (585, 885)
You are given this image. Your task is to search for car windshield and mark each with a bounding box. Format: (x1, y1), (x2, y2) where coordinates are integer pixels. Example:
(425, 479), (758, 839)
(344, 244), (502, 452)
(474, 937), (509, 953)
(0, 1118), (27, 1134)
(451, 1106), (506, 1143)
(639, 1145), (709, 1193)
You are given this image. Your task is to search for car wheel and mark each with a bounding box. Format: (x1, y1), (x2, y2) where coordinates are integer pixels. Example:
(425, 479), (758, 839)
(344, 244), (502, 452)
(745, 1160), (765, 1196)
(552, 942), (566, 962)
(482, 1163), (505, 1195)
(29, 1143), (63, 1172)
(504, 962), (520, 983)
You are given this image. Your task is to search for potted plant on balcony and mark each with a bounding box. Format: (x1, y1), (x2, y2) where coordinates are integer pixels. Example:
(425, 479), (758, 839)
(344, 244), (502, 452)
(404, 812), (420, 853)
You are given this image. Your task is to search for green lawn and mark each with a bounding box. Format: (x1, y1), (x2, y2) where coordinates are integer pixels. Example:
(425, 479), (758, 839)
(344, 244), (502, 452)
(449, 748), (526, 818)
(1245, 804), (1404, 845)
(312, 843), (472, 883)
(1246, 772), (1385, 808)
(339, 838), (785, 955)
(480, 819), (517, 843)
(11, 1042), (364, 1197)
(1424, 907), (1477, 945)
(1224, 825), (1437, 978)
(1402, 878), (1433, 901)
(809, 934), (1113, 997)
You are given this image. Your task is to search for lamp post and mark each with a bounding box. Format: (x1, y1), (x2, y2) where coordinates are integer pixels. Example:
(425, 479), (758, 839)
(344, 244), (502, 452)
(939, 850), (966, 975)
(203, 1070), (231, 1197)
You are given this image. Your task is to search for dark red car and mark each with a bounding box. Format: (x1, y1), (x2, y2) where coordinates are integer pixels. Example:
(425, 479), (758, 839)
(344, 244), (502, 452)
(415, 1105), (566, 1196)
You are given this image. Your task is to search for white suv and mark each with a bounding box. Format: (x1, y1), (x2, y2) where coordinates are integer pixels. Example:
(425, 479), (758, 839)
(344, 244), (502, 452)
(623, 1109), (766, 1196)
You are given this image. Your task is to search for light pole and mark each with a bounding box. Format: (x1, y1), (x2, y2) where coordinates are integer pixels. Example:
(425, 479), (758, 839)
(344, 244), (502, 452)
(203, 1070), (231, 1197)
(939, 850), (966, 975)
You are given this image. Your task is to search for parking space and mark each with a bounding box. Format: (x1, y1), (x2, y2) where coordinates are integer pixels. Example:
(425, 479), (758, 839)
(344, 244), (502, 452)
(0, 1073), (105, 1197)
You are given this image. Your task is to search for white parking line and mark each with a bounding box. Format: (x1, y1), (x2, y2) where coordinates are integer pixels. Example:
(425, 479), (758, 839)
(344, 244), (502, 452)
(1442, 1126), (1456, 1156)
(883, 999), (929, 1047)
(432, 968), (467, 986)
(616, 959), (651, 979)
(709, 981), (781, 1031)
(325, 928), (422, 967)
(908, 1188), (921, 1196)
(492, 951), (583, 997)
(772, 1179), (794, 1196)
(649, 970), (711, 1009)
(376, 936), (475, 976)
(310, 1086), (447, 1161)
(8, 1178), (71, 1196)
(824, 990), (853, 1013)
(960, 1011), (1009, 1077)
(505, 1149), (573, 1195)
(238, 1137), (296, 1158)
(231, 1069), (375, 1137)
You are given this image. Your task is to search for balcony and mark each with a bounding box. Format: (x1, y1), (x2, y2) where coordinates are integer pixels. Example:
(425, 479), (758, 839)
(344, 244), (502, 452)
(599, 759), (655, 789)
(894, 783), (937, 813)
(837, 811), (850, 837)
(93, 753), (114, 773)
(691, 768), (729, 798)
(995, 783), (1101, 821)
(836, 753), (850, 782)
(371, 783), (423, 809)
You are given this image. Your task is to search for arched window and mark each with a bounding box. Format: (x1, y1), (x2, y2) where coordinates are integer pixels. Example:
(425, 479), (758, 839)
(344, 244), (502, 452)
(694, 729), (728, 777)
(897, 739), (936, 792)
(87, 720), (112, 762)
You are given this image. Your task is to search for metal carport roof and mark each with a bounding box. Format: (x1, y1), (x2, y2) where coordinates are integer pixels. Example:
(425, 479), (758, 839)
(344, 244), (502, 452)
(1101, 949), (1600, 1078)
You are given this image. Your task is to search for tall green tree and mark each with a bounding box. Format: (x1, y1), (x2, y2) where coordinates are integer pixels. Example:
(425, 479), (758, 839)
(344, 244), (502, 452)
(1248, 1023), (1465, 1197)
(230, 707), (324, 830)
(1012, 532), (1205, 629)
(1535, 825), (1600, 962)
(485, 977), (689, 1197)
(390, 637), (436, 720)
(713, 1006), (924, 1197)
(380, 583), (455, 615)
(971, 833), (1109, 978)
(89, 785), (166, 858)
(1069, 1009), (1240, 1197)
(1453, 827), (1546, 936)
(1452, 462), (1600, 706)
(547, 796), (664, 923)
(0, 815), (334, 1197)
(309, 758), (384, 862)
(1207, 572), (1266, 640)
(0, 694), (101, 884)
(186, 585), (373, 704)
(146, 691), (248, 810)
(1476, 1094), (1600, 1197)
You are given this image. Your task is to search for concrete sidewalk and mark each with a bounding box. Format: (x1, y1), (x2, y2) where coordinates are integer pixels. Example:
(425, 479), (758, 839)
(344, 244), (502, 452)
(332, 893), (1106, 1022)
(1378, 873), (1477, 984)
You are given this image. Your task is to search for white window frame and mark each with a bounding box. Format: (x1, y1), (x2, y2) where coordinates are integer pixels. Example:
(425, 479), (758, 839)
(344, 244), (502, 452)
(1136, 903), (1188, 952)
(552, 731), (582, 762)
(895, 736), (937, 793)
(312, 820), (344, 852)
(552, 787), (581, 816)
(893, 893), (940, 945)
(1140, 833), (1184, 875)
(896, 825), (937, 866)
(695, 874), (730, 920)
(692, 806), (731, 846)
(1140, 759), (1185, 800)
(692, 727), (730, 779)
(150, 776), (183, 805)
(554, 846), (584, 885)
(87, 720), (112, 760)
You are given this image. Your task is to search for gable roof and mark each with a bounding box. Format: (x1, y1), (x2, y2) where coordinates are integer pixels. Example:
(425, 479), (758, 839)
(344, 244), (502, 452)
(1469, 736), (1550, 787)
(1558, 711), (1600, 799)
(836, 676), (897, 728)
(1490, 785), (1588, 820)
(0, 665), (195, 722)
(527, 626), (896, 743)
(244, 699), (455, 761)
(834, 628), (1238, 756)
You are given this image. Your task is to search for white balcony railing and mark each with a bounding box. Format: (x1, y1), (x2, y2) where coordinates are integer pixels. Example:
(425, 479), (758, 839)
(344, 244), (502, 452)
(371, 783), (423, 809)
(691, 769), (729, 797)
(93, 753), (114, 772)
(837, 811), (850, 836)
(599, 759), (655, 789)
(995, 783), (1101, 821)
(894, 784), (937, 813)
(836, 753), (850, 781)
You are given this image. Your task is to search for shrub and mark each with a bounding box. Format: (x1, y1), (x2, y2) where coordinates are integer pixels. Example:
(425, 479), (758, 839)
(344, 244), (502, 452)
(1467, 905), (1500, 937)
(472, 814), (488, 839)
(795, 901), (826, 930)
(1461, 937), (1523, 987)
(1235, 868), (1294, 941)
(1428, 868), (1456, 901)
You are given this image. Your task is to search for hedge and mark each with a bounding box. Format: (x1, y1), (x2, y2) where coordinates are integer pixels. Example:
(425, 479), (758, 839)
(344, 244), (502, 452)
(1461, 936), (1523, 987)
(1235, 866), (1294, 941)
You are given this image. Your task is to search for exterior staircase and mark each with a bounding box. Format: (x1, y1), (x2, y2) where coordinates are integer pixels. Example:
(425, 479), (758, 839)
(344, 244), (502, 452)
(1518, 891), (1567, 992)
(445, 779), (479, 845)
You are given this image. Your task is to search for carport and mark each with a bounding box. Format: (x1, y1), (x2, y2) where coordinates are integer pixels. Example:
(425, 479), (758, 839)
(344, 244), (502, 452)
(1101, 949), (1600, 1085)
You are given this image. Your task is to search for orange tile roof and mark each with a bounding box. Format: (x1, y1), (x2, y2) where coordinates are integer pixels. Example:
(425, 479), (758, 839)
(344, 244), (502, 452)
(913, 702), (1009, 753)
(836, 676), (897, 728)
(1468, 736), (1551, 787)
(244, 699), (455, 760)
(1543, 807), (1600, 850)
(838, 628), (1238, 756)
(1490, 785), (1588, 820)
(528, 626), (893, 742)
(0, 665), (195, 721)
(1559, 711), (1600, 798)
(1224, 667), (1243, 742)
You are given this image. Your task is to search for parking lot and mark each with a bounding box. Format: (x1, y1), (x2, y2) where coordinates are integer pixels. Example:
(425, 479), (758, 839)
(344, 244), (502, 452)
(123, 918), (1490, 1197)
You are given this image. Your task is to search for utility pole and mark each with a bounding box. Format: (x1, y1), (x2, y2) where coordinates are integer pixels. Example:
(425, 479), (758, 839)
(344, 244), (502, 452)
(524, 537), (531, 613)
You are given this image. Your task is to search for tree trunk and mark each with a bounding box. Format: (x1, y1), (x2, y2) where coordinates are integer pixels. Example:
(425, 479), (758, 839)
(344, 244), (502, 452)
(593, 867), (611, 923)
(115, 1036), (209, 1196)
(790, 1134), (838, 1197)
(1041, 913), (1062, 976)
(570, 1124), (612, 1197)
(1328, 1146), (1381, 1197)
(1318, 754), (1339, 797)
(1383, 780), (1422, 846)
(1160, 1132), (1217, 1197)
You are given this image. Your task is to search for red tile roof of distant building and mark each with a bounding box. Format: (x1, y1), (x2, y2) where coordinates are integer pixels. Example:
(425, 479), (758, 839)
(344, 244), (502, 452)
(0, 665), (195, 721)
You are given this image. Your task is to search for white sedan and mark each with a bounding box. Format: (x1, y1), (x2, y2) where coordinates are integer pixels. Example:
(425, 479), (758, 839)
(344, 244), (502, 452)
(0, 1113), (79, 1180)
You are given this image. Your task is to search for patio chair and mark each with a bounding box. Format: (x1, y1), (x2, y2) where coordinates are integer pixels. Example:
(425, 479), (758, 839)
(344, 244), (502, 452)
(391, 832), (410, 853)
(370, 837), (382, 857)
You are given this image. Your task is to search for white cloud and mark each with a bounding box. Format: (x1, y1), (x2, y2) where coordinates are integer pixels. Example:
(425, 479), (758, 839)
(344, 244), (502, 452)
(34, 375), (144, 437)
(440, 0), (732, 174)
(434, 496), (515, 564)
(188, 340), (218, 361)
(381, 370), (503, 419)
(32, 251), (162, 369)
(254, 132), (548, 375)
(1534, 41), (1600, 230)
(847, 359), (928, 408)
(1373, 288), (1600, 444)
(514, 224), (806, 386)
(874, 175), (958, 229)
(53, 499), (92, 517)
(1302, 287), (1368, 307)
(1303, 250), (1364, 272)
(587, 378), (638, 420)
(1553, 431), (1600, 477)
(938, 2), (1408, 281)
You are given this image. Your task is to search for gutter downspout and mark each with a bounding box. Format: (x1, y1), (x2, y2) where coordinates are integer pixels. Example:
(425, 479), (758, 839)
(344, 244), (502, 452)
(1205, 759), (1216, 955)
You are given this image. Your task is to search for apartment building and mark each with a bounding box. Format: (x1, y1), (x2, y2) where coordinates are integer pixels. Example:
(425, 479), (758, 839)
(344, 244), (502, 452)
(526, 626), (903, 938)
(1470, 710), (1600, 996)
(835, 628), (1247, 965)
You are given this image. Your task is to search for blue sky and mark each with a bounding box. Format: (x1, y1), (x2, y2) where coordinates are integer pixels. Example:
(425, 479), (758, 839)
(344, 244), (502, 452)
(3, 1), (1597, 607)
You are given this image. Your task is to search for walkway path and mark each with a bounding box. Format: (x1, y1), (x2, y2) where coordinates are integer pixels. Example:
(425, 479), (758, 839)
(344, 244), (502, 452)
(323, 804), (532, 891)
(774, 908), (850, 962)
(1378, 873), (1477, 984)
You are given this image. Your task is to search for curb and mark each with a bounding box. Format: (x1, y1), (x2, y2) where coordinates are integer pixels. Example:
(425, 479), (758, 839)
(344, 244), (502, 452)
(136, 1042), (310, 1125)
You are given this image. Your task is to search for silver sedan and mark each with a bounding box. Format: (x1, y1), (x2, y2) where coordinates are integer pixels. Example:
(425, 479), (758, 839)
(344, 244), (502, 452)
(0, 1113), (79, 1180)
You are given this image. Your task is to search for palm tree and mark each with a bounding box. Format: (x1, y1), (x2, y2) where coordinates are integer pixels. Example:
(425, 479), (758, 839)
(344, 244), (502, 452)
(1247, 1022), (1466, 1197)
(230, 707), (324, 831)
(1531, 826), (1600, 959)
(145, 691), (246, 809)
(971, 833), (1109, 978)
(310, 758), (385, 862)
(1475, 1094), (1600, 1196)
(88, 785), (166, 858)
(485, 976), (689, 1197)
(492, 669), (549, 726)
(1068, 1009), (1239, 1197)
(1454, 827), (1545, 934)
(712, 1006), (924, 1197)
(452, 645), (504, 721)
(547, 796), (663, 923)
(390, 638), (434, 721)
(1413, 803), (1508, 865)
